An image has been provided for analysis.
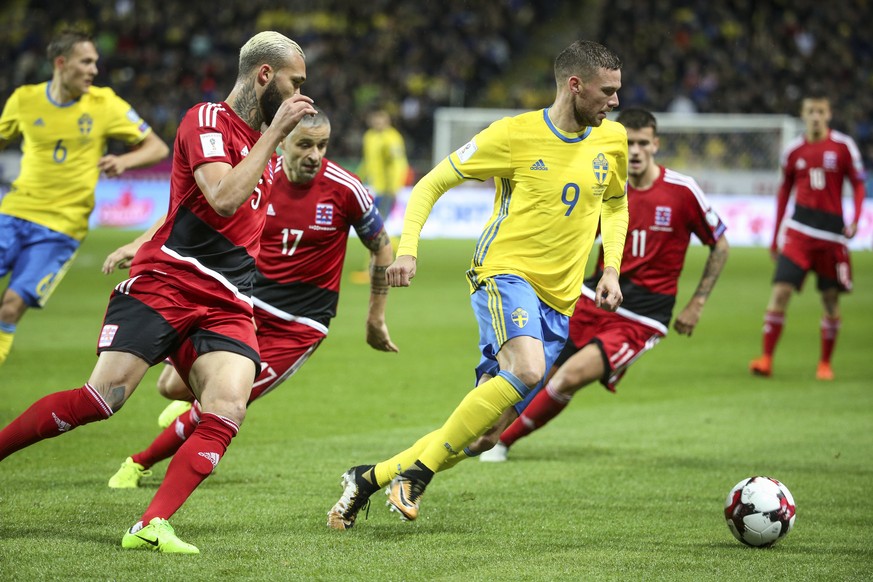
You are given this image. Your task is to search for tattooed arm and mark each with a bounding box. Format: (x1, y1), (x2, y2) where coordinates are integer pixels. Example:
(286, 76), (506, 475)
(673, 236), (730, 336)
(357, 225), (399, 352)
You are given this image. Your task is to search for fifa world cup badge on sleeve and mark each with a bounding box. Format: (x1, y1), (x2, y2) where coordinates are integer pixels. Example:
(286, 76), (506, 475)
(456, 139), (478, 163)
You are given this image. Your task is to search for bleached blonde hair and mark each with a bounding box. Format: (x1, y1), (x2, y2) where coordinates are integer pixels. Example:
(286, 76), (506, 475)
(237, 31), (305, 80)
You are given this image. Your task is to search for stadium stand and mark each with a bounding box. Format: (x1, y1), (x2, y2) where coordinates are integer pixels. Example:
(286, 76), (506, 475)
(1, 0), (870, 171)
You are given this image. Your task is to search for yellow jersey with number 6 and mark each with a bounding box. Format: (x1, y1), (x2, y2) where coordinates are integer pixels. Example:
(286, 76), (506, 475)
(451, 109), (628, 315)
(0, 82), (152, 240)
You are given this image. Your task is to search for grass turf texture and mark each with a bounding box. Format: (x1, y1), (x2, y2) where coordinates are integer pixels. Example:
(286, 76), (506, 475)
(0, 230), (871, 581)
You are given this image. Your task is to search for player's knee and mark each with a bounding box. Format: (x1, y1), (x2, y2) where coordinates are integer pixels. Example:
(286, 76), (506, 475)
(156, 376), (189, 400)
(88, 382), (132, 413)
(510, 364), (546, 390)
(0, 289), (28, 323)
(156, 374), (172, 397)
(769, 284), (793, 310)
(469, 432), (500, 454)
(203, 398), (247, 426)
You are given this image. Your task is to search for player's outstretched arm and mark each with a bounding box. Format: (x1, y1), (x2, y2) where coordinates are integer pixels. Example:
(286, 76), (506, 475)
(673, 236), (730, 336)
(361, 226), (399, 352)
(387, 157), (464, 288)
(98, 131), (170, 178)
(387, 255), (416, 287)
(102, 215), (166, 274)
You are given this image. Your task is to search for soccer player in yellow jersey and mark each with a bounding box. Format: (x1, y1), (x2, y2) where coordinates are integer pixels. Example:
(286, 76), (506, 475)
(328, 40), (629, 529)
(0, 29), (169, 366)
(351, 108), (409, 283)
(360, 109), (409, 220)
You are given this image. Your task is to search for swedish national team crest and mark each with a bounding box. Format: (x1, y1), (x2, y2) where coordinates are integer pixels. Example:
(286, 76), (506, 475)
(78, 113), (93, 135)
(315, 203), (334, 225)
(592, 153), (609, 184)
(510, 307), (529, 328)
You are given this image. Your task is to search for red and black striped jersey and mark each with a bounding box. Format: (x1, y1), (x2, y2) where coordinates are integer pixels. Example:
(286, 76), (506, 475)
(585, 166), (726, 328)
(778, 129), (866, 241)
(132, 102), (275, 308)
(252, 158), (373, 332)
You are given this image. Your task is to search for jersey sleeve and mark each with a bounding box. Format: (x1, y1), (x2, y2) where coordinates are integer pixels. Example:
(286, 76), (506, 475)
(0, 89), (22, 142)
(841, 137), (868, 225)
(101, 89), (152, 145)
(176, 105), (235, 172)
(683, 178), (727, 246)
(341, 170), (373, 225)
(843, 135), (868, 185)
(396, 156), (465, 257)
(599, 136), (629, 271)
(446, 118), (513, 181)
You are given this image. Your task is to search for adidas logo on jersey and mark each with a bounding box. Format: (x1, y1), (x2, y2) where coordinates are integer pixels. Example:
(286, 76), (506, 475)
(52, 412), (72, 432)
(34, 118), (45, 127)
(266, 203), (276, 216)
(198, 451), (221, 469)
(530, 159), (548, 171)
(241, 145), (249, 157)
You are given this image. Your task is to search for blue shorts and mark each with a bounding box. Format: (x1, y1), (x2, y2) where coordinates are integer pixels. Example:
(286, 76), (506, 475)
(470, 274), (569, 412)
(0, 214), (80, 307)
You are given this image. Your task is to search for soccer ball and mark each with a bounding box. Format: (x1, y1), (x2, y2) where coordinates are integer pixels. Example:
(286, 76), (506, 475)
(724, 476), (796, 547)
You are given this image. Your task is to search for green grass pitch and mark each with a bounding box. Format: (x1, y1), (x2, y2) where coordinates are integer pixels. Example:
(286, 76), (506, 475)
(1, 230), (871, 580)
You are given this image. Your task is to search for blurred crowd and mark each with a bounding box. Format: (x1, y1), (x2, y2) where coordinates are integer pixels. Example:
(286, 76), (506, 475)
(1, 0), (548, 170)
(604, 0), (873, 168)
(2, 0), (871, 170)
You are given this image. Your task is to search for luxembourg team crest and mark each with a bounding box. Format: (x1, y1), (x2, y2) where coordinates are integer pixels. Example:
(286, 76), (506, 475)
(315, 203), (334, 225)
(655, 205), (672, 227)
(510, 307), (529, 328)
(592, 153), (609, 184)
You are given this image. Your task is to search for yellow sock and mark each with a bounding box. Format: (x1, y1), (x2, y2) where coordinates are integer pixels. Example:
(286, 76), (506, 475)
(438, 448), (471, 472)
(374, 430), (439, 486)
(417, 372), (524, 471)
(0, 328), (14, 366)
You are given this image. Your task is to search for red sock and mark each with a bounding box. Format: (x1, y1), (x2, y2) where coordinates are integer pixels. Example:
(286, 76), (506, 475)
(140, 413), (237, 523)
(132, 404), (201, 469)
(820, 316), (840, 364)
(0, 384), (112, 460)
(762, 310), (785, 357)
(500, 383), (571, 448)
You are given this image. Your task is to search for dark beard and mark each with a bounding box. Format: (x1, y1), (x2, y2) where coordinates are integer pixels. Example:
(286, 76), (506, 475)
(260, 79), (284, 126)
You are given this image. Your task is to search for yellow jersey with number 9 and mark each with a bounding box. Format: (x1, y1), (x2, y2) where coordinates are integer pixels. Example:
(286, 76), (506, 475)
(0, 82), (152, 240)
(451, 109), (628, 315)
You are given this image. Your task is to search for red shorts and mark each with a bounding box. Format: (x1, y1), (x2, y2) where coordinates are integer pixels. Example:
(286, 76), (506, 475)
(248, 317), (325, 402)
(777, 229), (852, 292)
(560, 297), (664, 391)
(98, 274), (259, 382)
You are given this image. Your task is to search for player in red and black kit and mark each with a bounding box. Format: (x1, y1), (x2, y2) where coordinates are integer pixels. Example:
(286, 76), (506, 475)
(0, 32), (317, 553)
(749, 94), (866, 381)
(102, 108), (397, 489)
(466, 108), (729, 462)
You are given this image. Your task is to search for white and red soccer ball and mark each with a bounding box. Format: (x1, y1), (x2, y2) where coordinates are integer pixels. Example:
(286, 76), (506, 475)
(724, 476), (796, 547)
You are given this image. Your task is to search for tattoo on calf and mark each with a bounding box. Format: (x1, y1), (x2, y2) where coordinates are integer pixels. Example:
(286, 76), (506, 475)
(99, 385), (128, 412)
